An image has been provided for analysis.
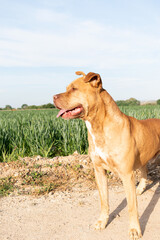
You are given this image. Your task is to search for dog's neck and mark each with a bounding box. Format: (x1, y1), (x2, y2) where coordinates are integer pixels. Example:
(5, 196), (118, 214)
(85, 89), (124, 129)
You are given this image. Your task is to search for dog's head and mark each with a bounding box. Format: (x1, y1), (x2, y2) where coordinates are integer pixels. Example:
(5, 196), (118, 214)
(53, 71), (103, 120)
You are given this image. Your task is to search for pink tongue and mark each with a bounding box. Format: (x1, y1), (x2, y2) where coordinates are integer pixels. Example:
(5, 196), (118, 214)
(56, 109), (67, 118)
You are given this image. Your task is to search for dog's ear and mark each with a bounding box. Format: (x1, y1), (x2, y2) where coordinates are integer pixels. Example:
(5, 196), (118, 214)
(75, 71), (86, 77)
(84, 72), (102, 88)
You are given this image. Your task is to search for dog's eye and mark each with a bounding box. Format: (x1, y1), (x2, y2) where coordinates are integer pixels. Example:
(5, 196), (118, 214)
(67, 87), (78, 92)
(72, 87), (78, 91)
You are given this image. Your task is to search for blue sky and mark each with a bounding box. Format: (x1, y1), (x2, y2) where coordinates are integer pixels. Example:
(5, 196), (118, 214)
(0, 0), (160, 108)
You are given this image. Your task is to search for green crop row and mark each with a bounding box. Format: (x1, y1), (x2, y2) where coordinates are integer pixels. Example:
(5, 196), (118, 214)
(120, 105), (160, 119)
(0, 105), (160, 162)
(0, 109), (88, 162)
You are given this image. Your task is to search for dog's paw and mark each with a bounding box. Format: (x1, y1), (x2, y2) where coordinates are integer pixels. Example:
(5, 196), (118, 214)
(136, 179), (147, 195)
(136, 186), (145, 195)
(129, 228), (142, 240)
(94, 220), (106, 230)
(94, 218), (108, 230)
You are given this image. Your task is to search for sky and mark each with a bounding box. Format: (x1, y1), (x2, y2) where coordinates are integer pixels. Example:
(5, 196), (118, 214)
(0, 0), (160, 108)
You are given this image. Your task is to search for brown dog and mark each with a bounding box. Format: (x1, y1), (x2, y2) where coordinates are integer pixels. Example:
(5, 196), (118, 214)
(53, 71), (160, 240)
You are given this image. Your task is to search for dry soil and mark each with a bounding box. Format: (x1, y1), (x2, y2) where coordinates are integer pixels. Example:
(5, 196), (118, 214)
(0, 154), (160, 240)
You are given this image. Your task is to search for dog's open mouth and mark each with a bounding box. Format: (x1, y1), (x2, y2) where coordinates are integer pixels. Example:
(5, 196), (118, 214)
(56, 105), (84, 119)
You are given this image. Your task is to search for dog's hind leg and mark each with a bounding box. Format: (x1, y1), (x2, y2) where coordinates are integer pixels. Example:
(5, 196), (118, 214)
(136, 165), (147, 195)
(121, 172), (142, 239)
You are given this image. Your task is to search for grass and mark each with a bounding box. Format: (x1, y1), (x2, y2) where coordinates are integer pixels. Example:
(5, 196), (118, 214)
(0, 177), (15, 196)
(120, 105), (160, 119)
(0, 105), (160, 162)
(0, 109), (88, 162)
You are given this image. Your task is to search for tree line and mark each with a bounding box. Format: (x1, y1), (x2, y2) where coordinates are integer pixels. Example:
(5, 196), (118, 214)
(117, 98), (160, 106)
(1, 99), (160, 110)
(0, 103), (55, 110)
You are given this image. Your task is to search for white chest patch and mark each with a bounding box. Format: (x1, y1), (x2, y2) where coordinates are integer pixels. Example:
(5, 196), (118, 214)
(85, 121), (109, 161)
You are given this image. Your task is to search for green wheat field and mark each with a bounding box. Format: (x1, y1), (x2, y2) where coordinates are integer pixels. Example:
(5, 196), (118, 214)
(0, 105), (160, 162)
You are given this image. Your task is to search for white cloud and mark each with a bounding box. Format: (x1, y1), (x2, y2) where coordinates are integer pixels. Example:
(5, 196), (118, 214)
(0, 15), (160, 69)
(35, 9), (69, 23)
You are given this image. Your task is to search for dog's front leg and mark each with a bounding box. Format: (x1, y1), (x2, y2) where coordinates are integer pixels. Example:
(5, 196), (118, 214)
(93, 159), (109, 230)
(121, 172), (142, 240)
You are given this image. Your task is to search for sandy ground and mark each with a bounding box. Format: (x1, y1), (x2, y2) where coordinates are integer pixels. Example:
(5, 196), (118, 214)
(0, 182), (160, 240)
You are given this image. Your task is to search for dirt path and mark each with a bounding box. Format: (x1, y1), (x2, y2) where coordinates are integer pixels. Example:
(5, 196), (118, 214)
(0, 182), (160, 240)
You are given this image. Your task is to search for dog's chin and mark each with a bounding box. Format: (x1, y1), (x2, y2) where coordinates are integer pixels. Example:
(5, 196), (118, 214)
(56, 105), (84, 120)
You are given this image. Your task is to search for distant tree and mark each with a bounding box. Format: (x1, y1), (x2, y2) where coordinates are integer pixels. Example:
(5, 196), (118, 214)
(116, 100), (126, 106)
(23, 103), (55, 109)
(27, 105), (38, 109)
(157, 99), (160, 105)
(126, 98), (140, 106)
(21, 104), (28, 109)
(41, 103), (55, 109)
(5, 105), (12, 110)
(0, 108), (2, 110)
(116, 98), (140, 106)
